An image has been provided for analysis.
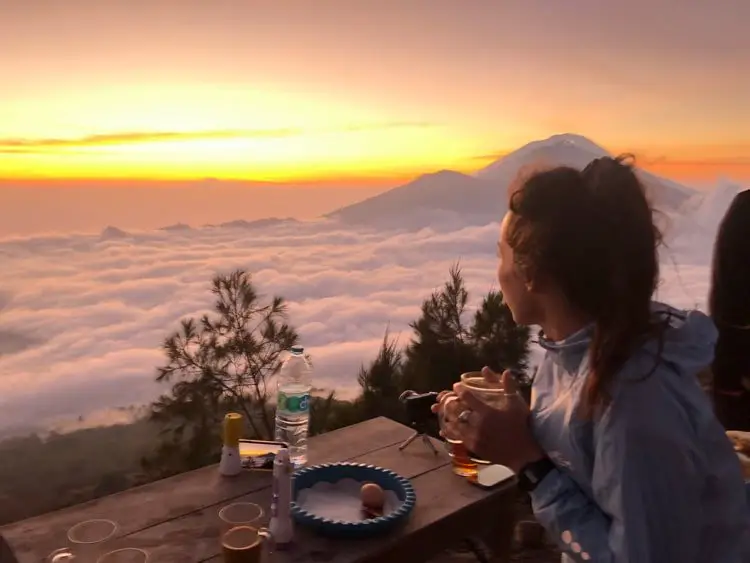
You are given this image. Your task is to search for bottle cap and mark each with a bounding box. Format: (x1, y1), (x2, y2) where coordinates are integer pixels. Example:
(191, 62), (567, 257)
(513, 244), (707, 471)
(222, 412), (243, 447)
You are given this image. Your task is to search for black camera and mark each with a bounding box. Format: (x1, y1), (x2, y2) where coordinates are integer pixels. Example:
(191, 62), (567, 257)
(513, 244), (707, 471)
(399, 390), (439, 429)
(397, 390), (440, 455)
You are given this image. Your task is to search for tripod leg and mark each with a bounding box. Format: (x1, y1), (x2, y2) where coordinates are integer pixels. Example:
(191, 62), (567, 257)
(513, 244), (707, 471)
(421, 434), (439, 455)
(398, 432), (419, 451)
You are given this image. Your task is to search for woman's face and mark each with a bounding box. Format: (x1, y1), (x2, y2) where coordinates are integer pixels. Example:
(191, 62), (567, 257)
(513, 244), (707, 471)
(497, 213), (542, 326)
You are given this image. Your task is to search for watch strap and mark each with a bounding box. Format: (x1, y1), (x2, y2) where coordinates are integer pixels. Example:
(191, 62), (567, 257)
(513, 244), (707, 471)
(517, 456), (555, 492)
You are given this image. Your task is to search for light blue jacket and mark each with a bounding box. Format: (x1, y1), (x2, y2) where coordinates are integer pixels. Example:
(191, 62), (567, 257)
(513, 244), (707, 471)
(529, 303), (750, 562)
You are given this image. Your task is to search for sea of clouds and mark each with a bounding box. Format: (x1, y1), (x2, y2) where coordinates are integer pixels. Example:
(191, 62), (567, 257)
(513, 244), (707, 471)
(0, 208), (720, 433)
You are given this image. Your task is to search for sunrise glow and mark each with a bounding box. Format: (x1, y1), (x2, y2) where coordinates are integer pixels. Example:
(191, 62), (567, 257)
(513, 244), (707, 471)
(2, 1), (748, 185)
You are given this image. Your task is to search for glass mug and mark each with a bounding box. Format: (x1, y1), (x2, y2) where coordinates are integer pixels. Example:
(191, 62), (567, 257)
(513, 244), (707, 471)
(221, 526), (273, 563)
(218, 502), (264, 530)
(47, 519), (118, 562)
(218, 502), (268, 563)
(438, 371), (516, 477)
(96, 548), (149, 563)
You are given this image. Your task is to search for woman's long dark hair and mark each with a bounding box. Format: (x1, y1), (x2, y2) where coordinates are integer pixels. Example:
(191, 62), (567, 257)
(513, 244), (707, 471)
(506, 155), (663, 417)
(709, 190), (750, 329)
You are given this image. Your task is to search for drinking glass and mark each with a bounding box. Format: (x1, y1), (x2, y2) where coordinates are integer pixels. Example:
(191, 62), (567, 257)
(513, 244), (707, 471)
(47, 519), (118, 562)
(96, 548), (148, 563)
(218, 502), (264, 530)
(68, 519), (118, 545)
(221, 525), (273, 563)
(438, 371), (516, 477)
(218, 502), (268, 563)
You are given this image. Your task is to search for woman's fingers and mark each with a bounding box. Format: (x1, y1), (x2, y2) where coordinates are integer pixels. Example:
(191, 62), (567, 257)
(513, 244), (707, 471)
(463, 409), (482, 428)
(431, 390), (455, 412)
(442, 395), (466, 419)
(481, 366), (501, 383)
(453, 383), (492, 414)
(501, 370), (519, 394)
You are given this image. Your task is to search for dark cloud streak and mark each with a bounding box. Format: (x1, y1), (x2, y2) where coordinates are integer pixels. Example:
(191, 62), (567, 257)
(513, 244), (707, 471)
(0, 122), (437, 155)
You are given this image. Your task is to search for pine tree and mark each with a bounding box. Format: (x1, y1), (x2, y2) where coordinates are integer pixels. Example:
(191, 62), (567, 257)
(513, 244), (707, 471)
(470, 289), (530, 374)
(400, 264), (476, 393)
(142, 269), (298, 478)
(400, 264), (530, 394)
(357, 328), (405, 423)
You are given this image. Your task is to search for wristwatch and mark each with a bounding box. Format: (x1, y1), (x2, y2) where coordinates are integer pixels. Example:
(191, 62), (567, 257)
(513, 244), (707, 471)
(517, 456), (555, 492)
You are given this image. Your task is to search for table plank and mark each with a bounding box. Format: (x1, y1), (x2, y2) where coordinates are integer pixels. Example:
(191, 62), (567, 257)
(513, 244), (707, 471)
(100, 435), (450, 562)
(0, 535), (19, 563)
(2, 417), (414, 563)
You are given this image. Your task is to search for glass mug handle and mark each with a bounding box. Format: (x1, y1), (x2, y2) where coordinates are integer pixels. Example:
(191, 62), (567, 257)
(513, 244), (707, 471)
(47, 548), (74, 563)
(258, 527), (275, 552)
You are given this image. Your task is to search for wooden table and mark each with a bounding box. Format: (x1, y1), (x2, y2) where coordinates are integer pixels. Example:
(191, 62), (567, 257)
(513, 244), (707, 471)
(1, 417), (517, 563)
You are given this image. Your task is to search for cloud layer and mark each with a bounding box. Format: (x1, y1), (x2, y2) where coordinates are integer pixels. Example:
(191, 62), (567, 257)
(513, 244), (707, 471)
(0, 216), (713, 431)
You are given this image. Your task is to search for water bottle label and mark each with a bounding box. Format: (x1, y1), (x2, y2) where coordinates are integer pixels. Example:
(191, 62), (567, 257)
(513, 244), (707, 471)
(278, 391), (310, 414)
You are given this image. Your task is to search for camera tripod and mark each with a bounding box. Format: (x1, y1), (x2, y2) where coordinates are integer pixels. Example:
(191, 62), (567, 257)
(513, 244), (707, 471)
(398, 425), (439, 455)
(397, 390), (439, 455)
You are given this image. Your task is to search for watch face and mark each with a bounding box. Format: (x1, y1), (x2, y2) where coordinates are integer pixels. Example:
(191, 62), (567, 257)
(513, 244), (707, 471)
(476, 464), (514, 487)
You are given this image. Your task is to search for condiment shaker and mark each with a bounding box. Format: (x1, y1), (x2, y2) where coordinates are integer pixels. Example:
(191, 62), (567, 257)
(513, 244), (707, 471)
(268, 446), (294, 547)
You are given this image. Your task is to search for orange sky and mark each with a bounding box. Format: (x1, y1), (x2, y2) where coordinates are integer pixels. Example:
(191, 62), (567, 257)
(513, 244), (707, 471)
(2, 0), (748, 186)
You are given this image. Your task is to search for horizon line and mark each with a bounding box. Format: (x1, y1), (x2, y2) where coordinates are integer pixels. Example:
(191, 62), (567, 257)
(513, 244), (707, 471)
(0, 175), (416, 188)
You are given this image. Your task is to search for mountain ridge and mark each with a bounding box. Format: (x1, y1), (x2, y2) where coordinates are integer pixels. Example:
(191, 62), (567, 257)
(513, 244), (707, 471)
(326, 133), (698, 230)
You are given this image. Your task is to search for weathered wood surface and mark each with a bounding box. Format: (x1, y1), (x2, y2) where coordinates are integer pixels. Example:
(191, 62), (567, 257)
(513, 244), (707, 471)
(0, 535), (20, 563)
(119, 431), (451, 562)
(1, 417), (517, 563)
(259, 452), (516, 563)
(1, 418), (412, 562)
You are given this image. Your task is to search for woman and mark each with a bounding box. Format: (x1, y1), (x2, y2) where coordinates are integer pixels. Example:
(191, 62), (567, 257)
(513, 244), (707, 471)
(709, 189), (750, 431)
(440, 156), (750, 562)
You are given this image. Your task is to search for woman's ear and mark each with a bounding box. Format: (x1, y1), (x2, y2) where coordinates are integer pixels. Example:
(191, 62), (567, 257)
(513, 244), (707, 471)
(520, 266), (537, 293)
(523, 267), (547, 294)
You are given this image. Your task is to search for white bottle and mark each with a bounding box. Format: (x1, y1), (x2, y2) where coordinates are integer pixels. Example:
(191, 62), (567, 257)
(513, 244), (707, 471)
(219, 412), (243, 476)
(274, 346), (313, 467)
(268, 447), (294, 548)
(218, 444), (242, 476)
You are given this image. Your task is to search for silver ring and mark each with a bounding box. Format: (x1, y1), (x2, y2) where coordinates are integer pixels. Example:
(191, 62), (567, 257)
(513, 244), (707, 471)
(458, 410), (472, 423)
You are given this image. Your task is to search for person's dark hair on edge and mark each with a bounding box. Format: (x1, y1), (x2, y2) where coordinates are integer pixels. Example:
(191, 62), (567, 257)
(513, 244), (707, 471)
(437, 155), (750, 562)
(505, 155), (663, 417)
(708, 188), (750, 431)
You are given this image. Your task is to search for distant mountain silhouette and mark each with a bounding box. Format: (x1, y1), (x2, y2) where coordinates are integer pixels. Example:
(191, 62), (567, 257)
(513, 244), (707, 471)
(476, 133), (695, 211)
(326, 134), (697, 230)
(209, 217), (298, 229)
(325, 170), (503, 230)
(475, 133), (609, 181)
(99, 226), (130, 240)
(159, 222), (192, 232)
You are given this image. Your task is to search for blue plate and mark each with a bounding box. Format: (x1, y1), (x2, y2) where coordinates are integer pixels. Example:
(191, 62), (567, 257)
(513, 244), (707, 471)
(291, 462), (416, 539)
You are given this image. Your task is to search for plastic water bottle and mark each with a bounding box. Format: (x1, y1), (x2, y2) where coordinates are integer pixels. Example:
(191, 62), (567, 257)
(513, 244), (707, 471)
(274, 345), (312, 467)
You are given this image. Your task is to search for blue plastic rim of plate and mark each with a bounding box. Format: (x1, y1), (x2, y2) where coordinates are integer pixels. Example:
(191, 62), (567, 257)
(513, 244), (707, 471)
(291, 462), (417, 539)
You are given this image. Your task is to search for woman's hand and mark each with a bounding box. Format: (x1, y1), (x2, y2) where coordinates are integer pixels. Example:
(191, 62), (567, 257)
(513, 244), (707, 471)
(450, 367), (545, 473)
